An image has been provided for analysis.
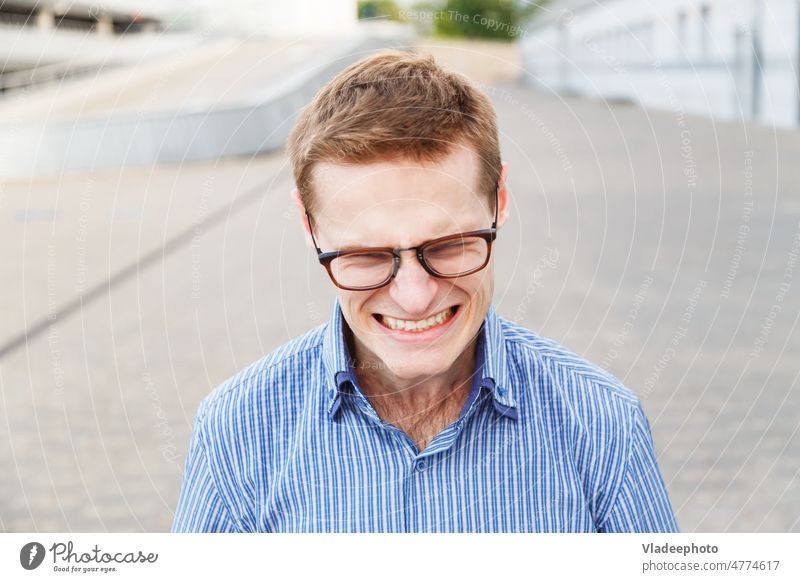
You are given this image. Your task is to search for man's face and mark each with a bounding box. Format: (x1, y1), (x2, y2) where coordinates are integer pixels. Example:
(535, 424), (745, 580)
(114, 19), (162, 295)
(298, 145), (508, 383)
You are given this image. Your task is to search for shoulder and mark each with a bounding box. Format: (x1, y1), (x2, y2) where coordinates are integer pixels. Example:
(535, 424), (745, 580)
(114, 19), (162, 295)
(194, 322), (328, 430)
(497, 315), (652, 519)
(498, 315), (641, 416)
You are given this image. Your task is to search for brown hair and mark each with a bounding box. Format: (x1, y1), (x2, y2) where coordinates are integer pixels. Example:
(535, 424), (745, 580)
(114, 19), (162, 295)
(287, 49), (501, 214)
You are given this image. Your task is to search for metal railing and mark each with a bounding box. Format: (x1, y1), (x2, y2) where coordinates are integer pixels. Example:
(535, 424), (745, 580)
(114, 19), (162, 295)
(0, 11), (35, 28)
(0, 61), (110, 96)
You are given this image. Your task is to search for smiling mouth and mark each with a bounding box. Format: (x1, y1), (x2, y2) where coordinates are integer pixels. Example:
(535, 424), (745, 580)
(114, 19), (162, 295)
(374, 306), (458, 333)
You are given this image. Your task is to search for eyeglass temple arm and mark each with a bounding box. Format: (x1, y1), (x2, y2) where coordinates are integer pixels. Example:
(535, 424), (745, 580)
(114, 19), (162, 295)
(492, 182), (499, 229)
(305, 209), (324, 255)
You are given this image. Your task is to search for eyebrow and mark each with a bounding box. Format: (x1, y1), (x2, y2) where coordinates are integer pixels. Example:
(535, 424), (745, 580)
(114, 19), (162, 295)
(336, 243), (387, 253)
(333, 226), (485, 253)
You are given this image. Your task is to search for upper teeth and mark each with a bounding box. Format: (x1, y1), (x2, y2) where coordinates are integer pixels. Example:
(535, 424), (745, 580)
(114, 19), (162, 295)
(381, 307), (454, 332)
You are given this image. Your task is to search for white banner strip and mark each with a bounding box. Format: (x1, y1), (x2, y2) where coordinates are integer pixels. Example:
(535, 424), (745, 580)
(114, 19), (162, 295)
(1, 533), (798, 581)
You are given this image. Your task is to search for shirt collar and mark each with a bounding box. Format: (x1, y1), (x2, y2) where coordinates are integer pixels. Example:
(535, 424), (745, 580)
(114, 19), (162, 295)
(321, 298), (517, 421)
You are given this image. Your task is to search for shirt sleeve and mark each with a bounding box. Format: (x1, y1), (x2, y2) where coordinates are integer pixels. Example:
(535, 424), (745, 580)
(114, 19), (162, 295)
(171, 407), (239, 533)
(597, 401), (680, 533)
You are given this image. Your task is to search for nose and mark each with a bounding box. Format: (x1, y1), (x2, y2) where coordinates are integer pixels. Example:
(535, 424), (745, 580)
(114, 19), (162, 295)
(387, 250), (439, 315)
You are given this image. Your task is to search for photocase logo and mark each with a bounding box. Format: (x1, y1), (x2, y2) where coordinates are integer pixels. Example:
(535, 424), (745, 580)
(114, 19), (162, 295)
(20, 542), (46, 570)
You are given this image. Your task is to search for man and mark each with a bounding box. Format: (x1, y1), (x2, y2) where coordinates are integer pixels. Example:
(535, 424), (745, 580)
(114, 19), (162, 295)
(172, 50), (679, 533)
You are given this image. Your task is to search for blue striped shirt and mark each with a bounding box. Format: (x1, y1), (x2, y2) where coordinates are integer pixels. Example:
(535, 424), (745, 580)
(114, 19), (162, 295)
(172, 299), (679, 532)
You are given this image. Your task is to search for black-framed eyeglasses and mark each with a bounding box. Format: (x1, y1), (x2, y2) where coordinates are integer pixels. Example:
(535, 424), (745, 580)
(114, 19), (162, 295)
(305, 184), (499, 291)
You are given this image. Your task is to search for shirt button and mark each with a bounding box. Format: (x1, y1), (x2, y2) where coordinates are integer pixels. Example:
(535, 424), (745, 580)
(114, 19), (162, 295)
(496, 386), (507, 396)
(416, 460), (427, 471)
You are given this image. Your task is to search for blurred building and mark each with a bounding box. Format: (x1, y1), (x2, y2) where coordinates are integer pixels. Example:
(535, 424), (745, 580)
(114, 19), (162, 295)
(0, 0), (360, 95)
(0, 1), (185, 93)
(521, 0), (800, 129)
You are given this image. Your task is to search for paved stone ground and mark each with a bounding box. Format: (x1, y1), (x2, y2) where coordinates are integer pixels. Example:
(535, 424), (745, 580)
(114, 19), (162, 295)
(1, 73), (798, 532)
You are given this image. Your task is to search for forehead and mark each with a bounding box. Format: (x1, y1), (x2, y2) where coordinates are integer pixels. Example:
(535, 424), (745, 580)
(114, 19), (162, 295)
(311, 146), (490, 248)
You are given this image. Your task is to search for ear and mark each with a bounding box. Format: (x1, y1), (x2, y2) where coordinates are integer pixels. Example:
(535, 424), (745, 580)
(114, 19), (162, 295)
(496, 161), (510, 229)
(292, 188), (316, 250)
